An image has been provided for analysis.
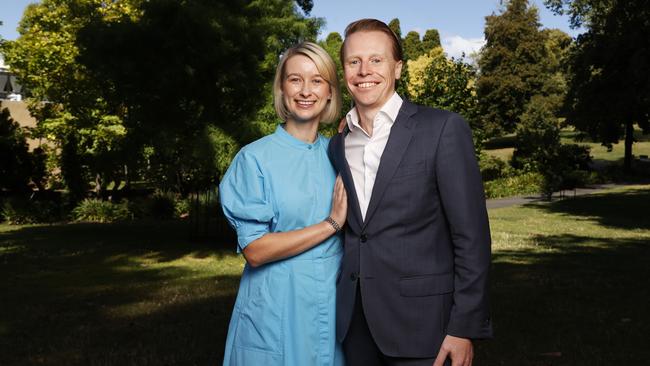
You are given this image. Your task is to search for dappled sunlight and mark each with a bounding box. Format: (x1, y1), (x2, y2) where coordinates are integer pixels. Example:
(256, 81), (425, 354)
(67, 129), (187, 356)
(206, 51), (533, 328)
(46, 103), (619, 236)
(0, 221), (243, 365)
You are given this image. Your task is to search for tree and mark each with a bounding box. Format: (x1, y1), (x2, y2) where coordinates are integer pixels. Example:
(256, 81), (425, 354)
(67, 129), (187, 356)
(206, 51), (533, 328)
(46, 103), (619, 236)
(422, 29), (441, 50)
(3, 0), (323, 195)
(477, 0), (548, 137)
(408, 47), (483, 152)
(245, 0), (324, 141)
(388, 18), (402, 40)
(320, 31), (352, 125)
(1, 0), (142, 198)
(546, 0), (650, 172)
(0, 108), (33, 192)
(403, 31), (424, 61)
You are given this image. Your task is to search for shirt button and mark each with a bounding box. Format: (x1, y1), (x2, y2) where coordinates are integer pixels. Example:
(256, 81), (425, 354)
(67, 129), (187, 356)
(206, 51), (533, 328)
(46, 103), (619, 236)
(307, 145), (312, 150)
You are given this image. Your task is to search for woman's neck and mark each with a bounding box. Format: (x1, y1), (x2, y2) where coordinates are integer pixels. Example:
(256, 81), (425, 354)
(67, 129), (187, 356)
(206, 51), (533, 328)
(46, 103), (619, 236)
(284, 119), (319, 143)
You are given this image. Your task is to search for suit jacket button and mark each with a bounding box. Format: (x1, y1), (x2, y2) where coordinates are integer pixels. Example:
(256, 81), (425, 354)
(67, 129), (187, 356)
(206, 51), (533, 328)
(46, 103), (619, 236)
(360, 234), (367, 243)
(350, 272), (357, 281)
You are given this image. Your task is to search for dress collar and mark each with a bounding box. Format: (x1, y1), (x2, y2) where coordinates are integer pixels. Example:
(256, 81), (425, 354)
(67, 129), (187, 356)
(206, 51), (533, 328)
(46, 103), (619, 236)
(273, 123), (322, 150)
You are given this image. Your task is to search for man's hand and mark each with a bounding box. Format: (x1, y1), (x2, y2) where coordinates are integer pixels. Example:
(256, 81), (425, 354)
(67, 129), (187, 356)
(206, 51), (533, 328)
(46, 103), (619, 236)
(432, 335), (473, 366)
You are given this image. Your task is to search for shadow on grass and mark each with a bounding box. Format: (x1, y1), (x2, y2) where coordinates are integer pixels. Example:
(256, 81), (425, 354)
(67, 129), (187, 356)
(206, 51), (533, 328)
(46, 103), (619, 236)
(484, 134), (517, 150)
(524, 187), (650, 230)
(480, 233), (650, 365)
(0, 221), (240, 366)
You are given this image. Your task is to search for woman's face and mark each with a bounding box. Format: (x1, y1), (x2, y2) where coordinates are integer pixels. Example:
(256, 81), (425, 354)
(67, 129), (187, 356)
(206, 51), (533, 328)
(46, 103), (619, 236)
(282, 54), (331, 125)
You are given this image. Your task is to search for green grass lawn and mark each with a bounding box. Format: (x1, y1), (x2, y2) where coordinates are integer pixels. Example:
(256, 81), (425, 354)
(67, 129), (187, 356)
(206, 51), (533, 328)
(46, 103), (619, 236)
(1, 185), (649, 365)
(484, 128), (650, 164)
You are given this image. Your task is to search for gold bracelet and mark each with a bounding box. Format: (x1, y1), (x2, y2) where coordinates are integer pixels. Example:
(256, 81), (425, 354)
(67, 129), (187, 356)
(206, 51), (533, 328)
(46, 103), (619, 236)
(325, 216), (341, 232)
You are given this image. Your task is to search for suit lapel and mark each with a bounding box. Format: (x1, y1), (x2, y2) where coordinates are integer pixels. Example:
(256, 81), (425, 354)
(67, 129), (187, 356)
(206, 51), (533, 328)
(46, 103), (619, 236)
(363, 101), (417, 228)
(331, 128), (363, 231)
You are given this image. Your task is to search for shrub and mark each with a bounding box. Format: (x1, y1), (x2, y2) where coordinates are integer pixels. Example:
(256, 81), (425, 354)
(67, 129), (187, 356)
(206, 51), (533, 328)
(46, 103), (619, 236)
(147, 191), (177, 220)
(483, 172), (544, 199)
(479, 153), (511, 181)
(72, 198), (132, 223)
(175, 198), (191, 218)
(0, 197), (63, 224)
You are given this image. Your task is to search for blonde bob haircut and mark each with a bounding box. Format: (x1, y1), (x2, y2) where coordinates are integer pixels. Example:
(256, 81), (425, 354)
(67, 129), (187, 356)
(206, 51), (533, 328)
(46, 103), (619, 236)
(273, 42), (341, 124)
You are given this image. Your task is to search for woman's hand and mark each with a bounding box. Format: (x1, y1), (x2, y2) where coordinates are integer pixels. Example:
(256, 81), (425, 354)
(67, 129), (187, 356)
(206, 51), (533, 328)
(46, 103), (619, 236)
(329, 175), (348, 228)
(338, 117), (346, 133)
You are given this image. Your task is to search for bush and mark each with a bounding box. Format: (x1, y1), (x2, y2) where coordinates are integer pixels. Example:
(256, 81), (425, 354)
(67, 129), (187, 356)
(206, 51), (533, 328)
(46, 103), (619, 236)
(1, 197), (63, 224)
(175, 198), (191, 218)
(479, 153), (511, 181)
(147, 191), (177, 219)
(72, 198), (132, 223)
(483, 172), (544, 199)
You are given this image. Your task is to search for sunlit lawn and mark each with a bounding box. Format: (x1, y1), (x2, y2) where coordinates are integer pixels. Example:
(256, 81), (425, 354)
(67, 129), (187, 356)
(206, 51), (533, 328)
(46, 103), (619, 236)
(484, 128), (650, 164)
(1, 185), (649, 365)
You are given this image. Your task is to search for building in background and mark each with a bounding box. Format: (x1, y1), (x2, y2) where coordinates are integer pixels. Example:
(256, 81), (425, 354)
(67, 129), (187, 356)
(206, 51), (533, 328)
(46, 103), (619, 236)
(1, 53), (25, 101)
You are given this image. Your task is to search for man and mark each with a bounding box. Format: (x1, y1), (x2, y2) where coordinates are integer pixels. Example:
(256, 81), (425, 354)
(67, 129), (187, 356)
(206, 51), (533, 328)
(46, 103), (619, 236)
(328, 19), (493, 366)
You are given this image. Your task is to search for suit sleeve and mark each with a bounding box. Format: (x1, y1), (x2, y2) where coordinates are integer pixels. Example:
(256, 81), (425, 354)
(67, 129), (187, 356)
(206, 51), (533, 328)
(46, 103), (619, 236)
(434, 113), (493, 339)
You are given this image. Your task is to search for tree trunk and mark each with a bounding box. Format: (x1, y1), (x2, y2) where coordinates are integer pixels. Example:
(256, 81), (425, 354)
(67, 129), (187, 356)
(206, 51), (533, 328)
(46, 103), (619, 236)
(624, 120), (634, 174)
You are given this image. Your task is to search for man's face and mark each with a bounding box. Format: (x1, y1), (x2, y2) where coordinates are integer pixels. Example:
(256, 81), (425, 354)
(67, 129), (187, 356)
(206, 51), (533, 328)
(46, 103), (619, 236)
(342, 30), (403, 112)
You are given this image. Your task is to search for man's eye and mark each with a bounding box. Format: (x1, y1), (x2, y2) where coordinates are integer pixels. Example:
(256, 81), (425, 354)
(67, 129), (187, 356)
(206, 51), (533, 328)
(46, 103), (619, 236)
(371, 58), (381, 64)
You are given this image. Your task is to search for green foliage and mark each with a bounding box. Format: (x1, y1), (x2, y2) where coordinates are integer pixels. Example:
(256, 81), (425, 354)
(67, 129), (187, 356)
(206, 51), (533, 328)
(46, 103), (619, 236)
(1, 197), (63, 224)
(422, 29), (441, 50)
(388, 18), (402, 39)
(512, 96), (561, 170)
(0, 108), (32, 191)
(513, 96), (593, 197)
(385, 18), (410, 98)
(2, 0), (322, 196)
(72, 198), (132, 223)
(0, 0), (138, 196)
(479, 153), (511, 181)
(408, 48), (483, 151)
(477, 0), (549, 136)
(320, 31), (350, 124)
(553, 0), (650, 172)
(483, 171), (544, 199)
(209, 0), (323, 143)
(403, 31), (424, 61)
(147, 191), (177, 220)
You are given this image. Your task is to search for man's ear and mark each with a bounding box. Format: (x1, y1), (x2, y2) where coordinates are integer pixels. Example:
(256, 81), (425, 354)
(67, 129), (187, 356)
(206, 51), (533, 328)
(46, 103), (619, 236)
(394, 60), (403, 80)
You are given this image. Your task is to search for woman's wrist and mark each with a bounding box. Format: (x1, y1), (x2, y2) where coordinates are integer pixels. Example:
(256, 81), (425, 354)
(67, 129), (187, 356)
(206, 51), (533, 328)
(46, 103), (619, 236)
(324, 216), (342, 233)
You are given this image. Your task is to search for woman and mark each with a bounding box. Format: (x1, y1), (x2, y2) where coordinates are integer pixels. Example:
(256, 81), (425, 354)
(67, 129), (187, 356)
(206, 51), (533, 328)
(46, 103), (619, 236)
(219, 42), (347, 365)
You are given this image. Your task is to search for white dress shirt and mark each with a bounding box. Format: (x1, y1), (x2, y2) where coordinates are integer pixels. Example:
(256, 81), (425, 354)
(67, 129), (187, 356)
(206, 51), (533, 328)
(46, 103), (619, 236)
(345, 92), (403, 221)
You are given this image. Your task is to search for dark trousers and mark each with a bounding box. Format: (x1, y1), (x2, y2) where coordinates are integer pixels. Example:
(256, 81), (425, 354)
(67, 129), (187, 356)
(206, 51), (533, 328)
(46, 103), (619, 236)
(342, 283), (447, 366)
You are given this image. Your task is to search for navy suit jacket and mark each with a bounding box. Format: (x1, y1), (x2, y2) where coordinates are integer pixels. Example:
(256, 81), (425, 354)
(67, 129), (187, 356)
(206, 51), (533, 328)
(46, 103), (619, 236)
(327, 100), (493, 358)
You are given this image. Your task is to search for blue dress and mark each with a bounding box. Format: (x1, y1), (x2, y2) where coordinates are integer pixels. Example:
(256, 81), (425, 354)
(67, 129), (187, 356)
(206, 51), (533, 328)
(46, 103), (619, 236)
(220, 124), (345, 366)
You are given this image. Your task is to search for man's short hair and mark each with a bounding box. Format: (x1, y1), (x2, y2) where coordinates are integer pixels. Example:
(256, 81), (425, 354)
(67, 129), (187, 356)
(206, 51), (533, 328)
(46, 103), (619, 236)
(273, 42), (342, 124)
(340, 18), (403, 64)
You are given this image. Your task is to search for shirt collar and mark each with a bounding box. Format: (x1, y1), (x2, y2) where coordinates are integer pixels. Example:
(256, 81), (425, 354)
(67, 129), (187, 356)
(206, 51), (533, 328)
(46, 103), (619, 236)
(346, 92), (403, 132)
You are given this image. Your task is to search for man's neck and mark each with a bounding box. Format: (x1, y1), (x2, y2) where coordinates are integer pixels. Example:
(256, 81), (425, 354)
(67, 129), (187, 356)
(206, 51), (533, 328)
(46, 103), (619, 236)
(356, 106), (382, 137)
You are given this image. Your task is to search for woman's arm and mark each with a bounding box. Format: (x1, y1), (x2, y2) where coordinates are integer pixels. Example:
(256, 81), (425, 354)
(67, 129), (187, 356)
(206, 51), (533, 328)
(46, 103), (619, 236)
(243, 175), (347, 267)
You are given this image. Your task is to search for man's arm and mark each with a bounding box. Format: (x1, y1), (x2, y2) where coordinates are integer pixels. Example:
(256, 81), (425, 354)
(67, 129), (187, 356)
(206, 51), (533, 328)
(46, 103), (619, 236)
(434, 113), (493, 339)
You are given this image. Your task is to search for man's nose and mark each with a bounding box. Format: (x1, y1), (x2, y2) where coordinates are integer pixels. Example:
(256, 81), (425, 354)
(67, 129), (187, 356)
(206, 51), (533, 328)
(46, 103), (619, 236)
(358, 61), (370, 76)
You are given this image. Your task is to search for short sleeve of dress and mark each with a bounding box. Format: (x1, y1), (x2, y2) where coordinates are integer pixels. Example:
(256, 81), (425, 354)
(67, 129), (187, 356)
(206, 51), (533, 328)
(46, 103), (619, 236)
(219, 150), (275, 253)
